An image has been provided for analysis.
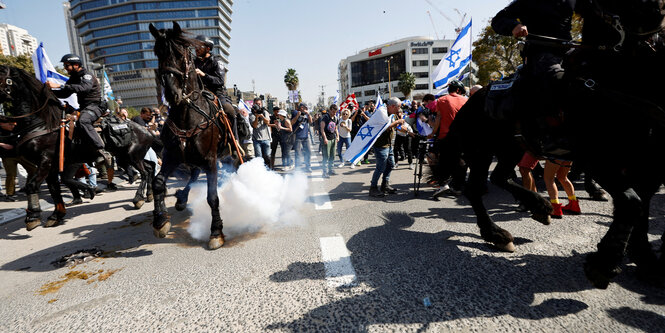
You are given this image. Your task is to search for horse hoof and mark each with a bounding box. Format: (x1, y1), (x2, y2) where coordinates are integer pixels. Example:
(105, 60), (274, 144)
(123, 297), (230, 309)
(26, 221), (41, 231)
(208, 235), (225, 250)
(134, 200), (145, 209)
(146, 194), (154, 202)
(153, 221), (171, 238)
(44, 217), (63, 228)
(175, 202), (187, 211)
(495, 241), (515, 253)
(531, 213), (551, 225)
(591, 191), (609, 202)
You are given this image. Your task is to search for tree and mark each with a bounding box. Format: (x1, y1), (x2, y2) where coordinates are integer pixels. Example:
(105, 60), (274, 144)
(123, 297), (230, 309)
(0, 54), (34, 74)
(472, 24), (522, 86)
(397, 72), (416, 100)
(283, 68), (299, 91)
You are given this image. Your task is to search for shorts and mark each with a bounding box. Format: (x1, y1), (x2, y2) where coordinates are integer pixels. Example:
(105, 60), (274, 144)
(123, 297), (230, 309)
(518, 152), (539, 170)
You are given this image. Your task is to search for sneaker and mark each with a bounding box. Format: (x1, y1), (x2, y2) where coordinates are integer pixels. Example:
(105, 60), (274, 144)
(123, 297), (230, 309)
(551, 203), (563, 219)
(362, 159), (370, 164)
(304, 167), (312, 173)
(329, 170), (338, 176)
(408, 163), (414, 170)
(369, 186), (385, 198)
(395, 162), (399, 168)
(322, 172), (330, 178)
(350, 163), (356, 169)
(338, 162), (345, 168)
(432, 184), (450, 198)
(562, 199), (581, 215)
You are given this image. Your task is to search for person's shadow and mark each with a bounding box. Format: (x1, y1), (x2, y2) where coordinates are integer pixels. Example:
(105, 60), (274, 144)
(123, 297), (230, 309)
(268, 211), (590, 331)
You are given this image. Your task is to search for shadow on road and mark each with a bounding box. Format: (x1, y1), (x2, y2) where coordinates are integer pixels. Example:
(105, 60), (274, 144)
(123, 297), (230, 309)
(268, 211), (591, 331)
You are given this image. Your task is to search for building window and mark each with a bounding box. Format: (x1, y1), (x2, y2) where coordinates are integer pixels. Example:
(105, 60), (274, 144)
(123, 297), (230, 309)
(432, 47), (448, 54)
(433, 59), (441, 66)
(414, 72), (429, 78)
(412, 60), (428, 67)
(350, 51), (406, 88)
(411, 48), (428, 55)
(415, 84), (429, 90)
(364, 90), (376, 97)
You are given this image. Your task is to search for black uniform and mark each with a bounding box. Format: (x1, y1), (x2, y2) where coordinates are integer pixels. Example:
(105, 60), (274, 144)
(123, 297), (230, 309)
(53, 68), (105, 149)
(195, 54), (238, 141)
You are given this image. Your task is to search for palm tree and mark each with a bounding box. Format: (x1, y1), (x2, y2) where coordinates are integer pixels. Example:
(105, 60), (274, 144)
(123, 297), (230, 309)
(397, 72), (416, 99)
(284, 68), (299, 91)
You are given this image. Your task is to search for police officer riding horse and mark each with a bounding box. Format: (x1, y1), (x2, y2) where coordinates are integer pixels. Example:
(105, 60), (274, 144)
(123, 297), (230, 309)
(46, 54), (112, 166)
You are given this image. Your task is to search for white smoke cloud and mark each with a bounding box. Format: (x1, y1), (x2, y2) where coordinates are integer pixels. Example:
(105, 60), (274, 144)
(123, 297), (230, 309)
(187, 158), (309, 241)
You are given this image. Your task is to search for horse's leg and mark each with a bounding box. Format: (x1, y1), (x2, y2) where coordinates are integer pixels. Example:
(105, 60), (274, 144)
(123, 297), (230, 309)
(144, 161), (155, 202)
(465, 153), (515, 252)
(152, 161), (178, 238)
(584, 179), (641, 289)
(626, 187), (660, 283)
(491, 149), (552, 225)
(44, 169), (67, 228)
(24, 157), (53, 231)
(204, 162), (224, 250)
(175, 167), (201, 211)
(131, 160), (148, 209)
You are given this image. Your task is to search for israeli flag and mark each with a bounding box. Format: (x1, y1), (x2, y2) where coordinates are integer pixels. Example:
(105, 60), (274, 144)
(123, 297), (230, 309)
(343, 94), (391, 164)
(102, 70), (115, 101)
(238, 99), (252, 117)
(432, 19), (472, 89)
(31, 42), (79, 109)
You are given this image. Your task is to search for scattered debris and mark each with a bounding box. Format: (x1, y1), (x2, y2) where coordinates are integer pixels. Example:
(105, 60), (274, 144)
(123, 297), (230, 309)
(423, 297), (432, 307)
(51, 249), (103, 268)
(47, 299), (57, 304)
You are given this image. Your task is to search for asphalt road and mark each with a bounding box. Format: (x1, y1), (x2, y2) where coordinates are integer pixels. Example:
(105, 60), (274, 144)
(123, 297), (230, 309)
(0, 147), (664, 332)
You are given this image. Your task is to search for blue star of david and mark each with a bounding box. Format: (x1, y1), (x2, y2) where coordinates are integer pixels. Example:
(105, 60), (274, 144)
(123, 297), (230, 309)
(357, 125), (374, 140)
(446, 48), (461, 68)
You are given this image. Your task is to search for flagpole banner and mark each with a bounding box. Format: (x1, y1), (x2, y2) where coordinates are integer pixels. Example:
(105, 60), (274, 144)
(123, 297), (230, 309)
(102, 70), (115, 101)
(31, 42), (79, 109)
(431, 19), (473, 89)
(339, 93), (359, 112)
(343, 95), (390, 164)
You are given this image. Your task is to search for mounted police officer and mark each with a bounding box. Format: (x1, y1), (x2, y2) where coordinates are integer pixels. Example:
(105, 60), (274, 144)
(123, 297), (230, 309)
(193, 35), (237, 138)
(47, 54), (112, 165)
(491, 0), (577, 154)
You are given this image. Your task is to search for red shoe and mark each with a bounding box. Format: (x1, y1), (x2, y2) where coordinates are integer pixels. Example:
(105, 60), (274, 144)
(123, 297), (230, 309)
(551, 203), (563, 219)
(562, 199), (581, 215)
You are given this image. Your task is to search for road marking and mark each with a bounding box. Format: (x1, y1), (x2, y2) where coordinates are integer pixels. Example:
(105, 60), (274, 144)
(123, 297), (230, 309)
(319, 235), (357, 288)
(0, 201), (54, 225)
(313, 192), (332, 210)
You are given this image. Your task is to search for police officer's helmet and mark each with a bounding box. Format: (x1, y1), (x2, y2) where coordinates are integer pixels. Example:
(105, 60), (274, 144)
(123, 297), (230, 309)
(60, 54), (82, 65)
(195, 35), (214, 49)
(448, 80), (466, 93)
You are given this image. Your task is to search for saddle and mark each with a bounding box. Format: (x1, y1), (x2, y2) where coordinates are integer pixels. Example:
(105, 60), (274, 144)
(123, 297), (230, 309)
(485, 71), (521, 121)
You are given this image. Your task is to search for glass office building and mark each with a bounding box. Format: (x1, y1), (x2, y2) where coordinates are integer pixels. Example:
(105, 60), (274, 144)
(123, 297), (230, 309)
(66, 0), (233, 108)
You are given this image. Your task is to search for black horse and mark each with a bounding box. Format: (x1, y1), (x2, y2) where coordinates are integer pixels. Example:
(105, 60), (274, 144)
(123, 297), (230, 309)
(432, 0), (665, 288)
(0, 65), (157, 229)
(149, 22), (233, 250)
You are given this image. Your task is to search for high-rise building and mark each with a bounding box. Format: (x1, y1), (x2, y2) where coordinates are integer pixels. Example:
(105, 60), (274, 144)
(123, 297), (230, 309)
(65, 0), (233, 108)
(0, 23), (38, 57)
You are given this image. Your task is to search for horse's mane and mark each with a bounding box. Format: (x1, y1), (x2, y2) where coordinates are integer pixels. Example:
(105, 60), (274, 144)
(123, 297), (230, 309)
(10, 67), (62, 129)
(152, 27), (200, 72)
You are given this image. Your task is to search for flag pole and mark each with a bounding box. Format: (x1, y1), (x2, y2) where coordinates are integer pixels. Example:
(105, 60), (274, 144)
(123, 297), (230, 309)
(468, 18), (472, 90)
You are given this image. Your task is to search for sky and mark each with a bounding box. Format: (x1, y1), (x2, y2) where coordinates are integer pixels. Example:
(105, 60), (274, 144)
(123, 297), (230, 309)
(0, 0), (510, 105)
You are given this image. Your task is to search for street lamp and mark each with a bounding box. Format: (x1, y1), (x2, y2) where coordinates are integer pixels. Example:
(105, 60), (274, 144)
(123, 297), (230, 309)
(384, 56), (394, 98)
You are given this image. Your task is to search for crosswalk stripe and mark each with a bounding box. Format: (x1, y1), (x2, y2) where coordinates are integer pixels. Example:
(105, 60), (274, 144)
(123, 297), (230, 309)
(319, 235), (357, 288)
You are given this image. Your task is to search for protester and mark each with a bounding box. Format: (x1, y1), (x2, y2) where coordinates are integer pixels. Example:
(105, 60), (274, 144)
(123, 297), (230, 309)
(369, 97), (405, 198)
(291, 103), (313, 172)
(319, 105), (338, 177)
(336, 108), (353, 168)
(394, 109), (415, 169)
(250, 98), (271, 167)
(544, 159), (581, 218)
(351, 104), (371, 165)
(268, 107), (282, 170)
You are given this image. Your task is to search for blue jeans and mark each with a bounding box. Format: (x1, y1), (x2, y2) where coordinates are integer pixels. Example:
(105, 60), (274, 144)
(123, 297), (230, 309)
(370, 146), (394, 187)
(253, 140), (271, 165)
(280, 136), (293, 167)
(337, 137), (351, 162)
(294, 137), (311, 169)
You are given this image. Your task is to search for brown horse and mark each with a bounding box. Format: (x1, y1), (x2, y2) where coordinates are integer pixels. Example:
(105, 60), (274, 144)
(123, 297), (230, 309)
(149, 22), (233, 250)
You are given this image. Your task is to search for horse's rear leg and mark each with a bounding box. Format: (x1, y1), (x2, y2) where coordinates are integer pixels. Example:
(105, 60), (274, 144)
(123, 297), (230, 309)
(152, 162), (177, 238)
(466, 154), (515, 252)
(175, 167), (201, 211)
(205, 165), (224, 250)
(626, 190), (660, 284)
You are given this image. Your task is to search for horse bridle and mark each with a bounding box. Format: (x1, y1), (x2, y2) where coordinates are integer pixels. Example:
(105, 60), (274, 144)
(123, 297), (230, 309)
(0, 66), (14, 96)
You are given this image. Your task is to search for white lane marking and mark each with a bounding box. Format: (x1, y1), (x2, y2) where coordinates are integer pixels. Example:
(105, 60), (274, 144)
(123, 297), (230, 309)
(311, 171), (322, 176)
(313, 192), (332, 210)
(0, 201), (54, 225)
(319, 235), (357, 288)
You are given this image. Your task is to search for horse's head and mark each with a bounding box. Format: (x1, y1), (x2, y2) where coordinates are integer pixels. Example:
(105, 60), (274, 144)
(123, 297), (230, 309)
(0, 65), (19, 104)
(150, 21), (201, 108)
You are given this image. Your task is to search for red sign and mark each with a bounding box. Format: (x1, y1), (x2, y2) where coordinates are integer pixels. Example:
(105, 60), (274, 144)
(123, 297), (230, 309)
(368, 48), (382, 57)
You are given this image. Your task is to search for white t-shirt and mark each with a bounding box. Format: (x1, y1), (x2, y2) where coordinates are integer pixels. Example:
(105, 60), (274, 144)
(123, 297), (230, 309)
(337, 118), (352, 138)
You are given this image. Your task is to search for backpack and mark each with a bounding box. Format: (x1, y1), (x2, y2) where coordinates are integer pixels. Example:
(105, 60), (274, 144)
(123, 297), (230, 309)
(236, 114), (251, 140)
(101, 116), (132, 149)
(485, 72), (520, 121)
